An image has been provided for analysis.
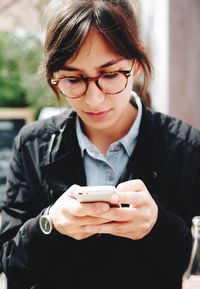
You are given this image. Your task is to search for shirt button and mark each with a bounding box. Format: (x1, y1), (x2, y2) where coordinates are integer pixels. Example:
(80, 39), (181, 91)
(152, 171), (158, 179)
(109, 173), (115, 181)
(89, 150), (95, 157)
(116, 144), (121, 150)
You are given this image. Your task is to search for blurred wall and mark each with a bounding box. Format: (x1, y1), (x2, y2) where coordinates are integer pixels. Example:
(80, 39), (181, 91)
(0, 0), (47, 32)
(1, 0), (200, 129)
(169, 0), (200, 129)
(139, 0), (169, 114)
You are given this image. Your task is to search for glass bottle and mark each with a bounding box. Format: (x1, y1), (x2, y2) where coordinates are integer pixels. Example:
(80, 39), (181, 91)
(182, 216), (200, 289)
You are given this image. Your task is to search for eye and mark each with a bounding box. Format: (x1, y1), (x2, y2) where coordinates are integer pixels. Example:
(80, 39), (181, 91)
(64, 77), (83, 84)
(101, 72), (119, 80)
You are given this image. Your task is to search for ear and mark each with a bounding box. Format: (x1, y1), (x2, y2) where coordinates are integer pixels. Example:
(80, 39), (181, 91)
(133, 60), (141, 77)
(133, 41), (146, 77)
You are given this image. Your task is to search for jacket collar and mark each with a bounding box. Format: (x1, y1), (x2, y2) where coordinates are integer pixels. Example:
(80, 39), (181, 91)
(40, 111), (87, 200)
(40, 103), (162, 201)
(122, 103), (163, 201)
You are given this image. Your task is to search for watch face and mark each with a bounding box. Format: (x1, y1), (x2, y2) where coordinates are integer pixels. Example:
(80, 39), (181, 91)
(39, 215), (53, 234)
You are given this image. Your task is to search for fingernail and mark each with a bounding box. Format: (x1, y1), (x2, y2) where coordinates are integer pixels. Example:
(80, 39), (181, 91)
(111, 194), (119, 204)
(99, 203), (109, 211)
(85, 226), (93, 232)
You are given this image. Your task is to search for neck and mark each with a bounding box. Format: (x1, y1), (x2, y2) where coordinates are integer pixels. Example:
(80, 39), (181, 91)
(83, 104), (137, 155)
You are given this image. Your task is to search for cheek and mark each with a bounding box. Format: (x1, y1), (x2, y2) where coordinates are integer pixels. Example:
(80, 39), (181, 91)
(65, 98), (82, 112)
(117, 80), (133, 103)
(127, 76), (134, 91)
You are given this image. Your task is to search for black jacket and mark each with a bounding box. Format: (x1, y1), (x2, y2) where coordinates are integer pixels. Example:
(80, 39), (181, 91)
(1, 104), (200, 289)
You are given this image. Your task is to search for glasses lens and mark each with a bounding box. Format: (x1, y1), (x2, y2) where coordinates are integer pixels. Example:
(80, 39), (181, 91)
(98, 72), (127, 94)
(58, 77), (86, 98)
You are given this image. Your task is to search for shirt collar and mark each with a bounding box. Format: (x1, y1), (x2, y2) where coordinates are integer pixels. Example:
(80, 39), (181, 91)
(76, 91), (142, 157)
(76, 118), (92, 157)
(119, 91), (142, 156)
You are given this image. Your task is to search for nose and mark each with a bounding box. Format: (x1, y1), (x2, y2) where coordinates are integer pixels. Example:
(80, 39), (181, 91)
(84, 81), (106, 106)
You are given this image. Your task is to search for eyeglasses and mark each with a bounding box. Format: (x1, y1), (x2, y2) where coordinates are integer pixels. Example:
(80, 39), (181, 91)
(51, 61), (135, 99)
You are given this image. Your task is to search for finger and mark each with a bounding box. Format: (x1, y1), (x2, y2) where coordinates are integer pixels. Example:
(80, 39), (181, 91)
(117, 179), (147, 192)
(70, 216), (112, 227)
(81, 217), (113, 226)
(84, 222), (116, 234)
(77, 202), (110, 216)
(66, 184), (81, 198)
(66, 185), (110, 216)
(57, 214), (112, 235)
(65, 195), (110, 217)
(110, 190), (148, 206)
(84, 220), (149, 237)
(111, 230), (147, 240)
(91, 207), (138, 222)
(84, 220), (131, 235)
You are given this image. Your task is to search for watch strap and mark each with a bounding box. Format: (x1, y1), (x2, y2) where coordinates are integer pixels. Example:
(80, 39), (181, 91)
(39, 205), (54, 235)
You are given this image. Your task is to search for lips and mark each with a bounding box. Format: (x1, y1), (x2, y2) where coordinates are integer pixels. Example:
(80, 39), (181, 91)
(85, 109), (111, 121)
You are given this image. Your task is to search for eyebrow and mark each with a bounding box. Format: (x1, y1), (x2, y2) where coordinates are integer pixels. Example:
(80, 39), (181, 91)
(61, 58), (124, 72)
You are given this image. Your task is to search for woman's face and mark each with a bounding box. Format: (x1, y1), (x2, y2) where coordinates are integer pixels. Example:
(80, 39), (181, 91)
(54, 28), (136, 135)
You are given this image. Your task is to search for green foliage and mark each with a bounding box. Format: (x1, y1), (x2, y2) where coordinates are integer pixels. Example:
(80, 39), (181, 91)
(0, 31), (57, 118)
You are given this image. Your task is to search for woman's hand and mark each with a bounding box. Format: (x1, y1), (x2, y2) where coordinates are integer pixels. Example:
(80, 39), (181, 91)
(84, 180), (158, 240)
(48, 185), (111, 240)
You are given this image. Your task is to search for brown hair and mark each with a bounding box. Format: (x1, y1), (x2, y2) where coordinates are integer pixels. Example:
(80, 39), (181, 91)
(43, 0), (152, 100)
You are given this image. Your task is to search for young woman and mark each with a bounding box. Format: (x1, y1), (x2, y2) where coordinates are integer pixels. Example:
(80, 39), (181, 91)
(0, 1), (200, 288)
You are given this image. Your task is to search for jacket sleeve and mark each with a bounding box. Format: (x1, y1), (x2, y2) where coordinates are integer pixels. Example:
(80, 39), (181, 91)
(137, 202), (192, 287)
(0, 133), (66, 288)
(136, 121), (200, 288)
(137, 163), (200, 288)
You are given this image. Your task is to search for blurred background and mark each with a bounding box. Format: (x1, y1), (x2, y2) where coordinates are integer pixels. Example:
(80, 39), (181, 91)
(0, 0), (200, 287)
(0, 0), (200, 125)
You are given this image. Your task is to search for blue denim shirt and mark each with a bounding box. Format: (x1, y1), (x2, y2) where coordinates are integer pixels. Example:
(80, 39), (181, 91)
(76, 92), (142, 186)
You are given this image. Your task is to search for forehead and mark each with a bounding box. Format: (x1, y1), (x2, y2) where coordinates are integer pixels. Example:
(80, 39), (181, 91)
(66, 28), (122, 69)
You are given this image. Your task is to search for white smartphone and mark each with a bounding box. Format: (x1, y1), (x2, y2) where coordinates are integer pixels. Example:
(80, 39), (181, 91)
(74, 185), (117, 203)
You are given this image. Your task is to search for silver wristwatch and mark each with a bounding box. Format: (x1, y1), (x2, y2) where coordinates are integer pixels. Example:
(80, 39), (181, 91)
(39, 206), (54, 235)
